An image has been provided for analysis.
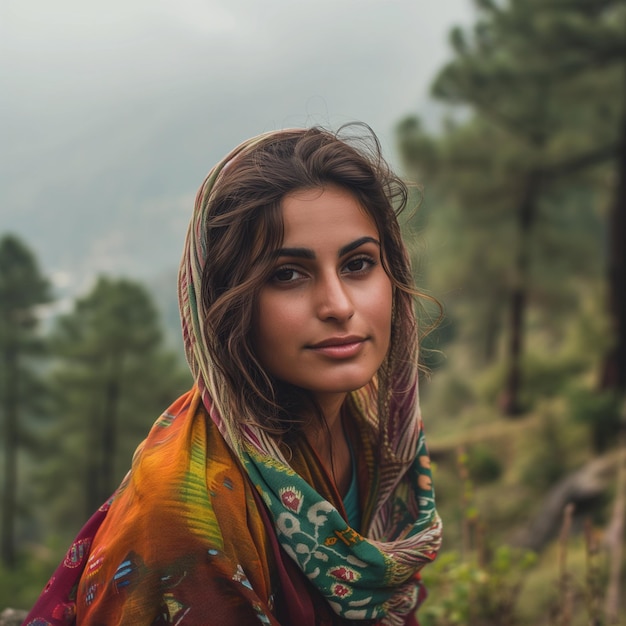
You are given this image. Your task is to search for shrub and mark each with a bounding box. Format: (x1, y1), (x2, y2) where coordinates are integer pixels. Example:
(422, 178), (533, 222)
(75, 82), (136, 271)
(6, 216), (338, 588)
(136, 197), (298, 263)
(466, 444), (503, 484)
(568, 388), (623, 453)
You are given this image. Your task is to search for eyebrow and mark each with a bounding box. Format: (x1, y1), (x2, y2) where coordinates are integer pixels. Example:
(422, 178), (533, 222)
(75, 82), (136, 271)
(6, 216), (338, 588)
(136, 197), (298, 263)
(276, 236), (380, 260)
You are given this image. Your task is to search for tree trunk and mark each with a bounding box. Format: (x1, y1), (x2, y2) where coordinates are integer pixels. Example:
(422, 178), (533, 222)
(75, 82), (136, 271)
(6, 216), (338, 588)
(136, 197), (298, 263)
(599, 108), (626, 393)
(482, 297), (502, 365)
(85, 392), (103, 520)
(1, 345), (18, 568)
(500, 170), (541, 416)
(100, 375), (119, 503)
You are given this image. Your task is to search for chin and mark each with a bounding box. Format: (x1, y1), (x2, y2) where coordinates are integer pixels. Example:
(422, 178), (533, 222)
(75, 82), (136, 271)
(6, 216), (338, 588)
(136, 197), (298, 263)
(311, 374), (376, 395)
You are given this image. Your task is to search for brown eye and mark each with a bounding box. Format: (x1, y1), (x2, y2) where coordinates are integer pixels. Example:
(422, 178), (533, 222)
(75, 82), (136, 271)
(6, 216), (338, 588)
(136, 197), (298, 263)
(346, 259), (366, 272)
(343, 256), (375, 274)
(275, 268), (296, 282)
(271, 266), (305, 284)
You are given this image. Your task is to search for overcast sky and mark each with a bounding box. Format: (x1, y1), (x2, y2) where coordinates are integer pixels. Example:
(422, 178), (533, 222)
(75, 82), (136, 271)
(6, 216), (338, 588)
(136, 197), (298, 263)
(1, 0), (475, 297)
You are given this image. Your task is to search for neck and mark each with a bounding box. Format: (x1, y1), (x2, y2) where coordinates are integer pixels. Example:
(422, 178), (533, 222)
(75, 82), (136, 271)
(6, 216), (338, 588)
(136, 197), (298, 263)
(302, 391), (345, 445)
(315, 392), (346, 429)
(303, 392), (352, 495)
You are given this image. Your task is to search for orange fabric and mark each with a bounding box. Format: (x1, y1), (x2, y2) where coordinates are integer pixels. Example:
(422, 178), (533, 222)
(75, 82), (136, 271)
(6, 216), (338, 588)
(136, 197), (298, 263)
(25, 388), (430, 625)
(75, 389), (279, 625)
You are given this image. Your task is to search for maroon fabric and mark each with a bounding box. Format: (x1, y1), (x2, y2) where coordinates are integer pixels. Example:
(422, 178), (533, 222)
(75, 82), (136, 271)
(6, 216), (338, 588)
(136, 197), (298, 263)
(23, 504), (110, 625)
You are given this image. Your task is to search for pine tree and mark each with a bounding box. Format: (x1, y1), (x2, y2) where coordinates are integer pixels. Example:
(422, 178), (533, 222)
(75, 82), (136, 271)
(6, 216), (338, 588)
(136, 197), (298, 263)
(398, 0), (625, 412)
(40, 277), (191, 533)
(533, 0), (626, 392)
(0, 235), (50, 567)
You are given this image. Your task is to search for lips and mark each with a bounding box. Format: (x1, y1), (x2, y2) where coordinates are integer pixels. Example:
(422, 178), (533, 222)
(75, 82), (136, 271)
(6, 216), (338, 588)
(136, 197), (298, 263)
(308, 335), (366, 349)
(307, 335), (368, 359)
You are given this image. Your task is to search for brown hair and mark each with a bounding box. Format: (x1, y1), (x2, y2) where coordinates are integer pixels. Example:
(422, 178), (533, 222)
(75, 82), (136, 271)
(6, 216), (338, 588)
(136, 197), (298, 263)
(199, 124), (419, 436)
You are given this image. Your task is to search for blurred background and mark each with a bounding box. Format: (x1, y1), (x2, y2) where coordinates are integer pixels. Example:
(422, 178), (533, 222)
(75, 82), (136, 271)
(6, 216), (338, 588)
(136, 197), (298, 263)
(1, 0), (624, 623)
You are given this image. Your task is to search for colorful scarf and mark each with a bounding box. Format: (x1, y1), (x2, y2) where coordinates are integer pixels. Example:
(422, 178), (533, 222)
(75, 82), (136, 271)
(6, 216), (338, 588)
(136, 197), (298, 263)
(24, 129), (442, 626)
(177, 130), (442, 624)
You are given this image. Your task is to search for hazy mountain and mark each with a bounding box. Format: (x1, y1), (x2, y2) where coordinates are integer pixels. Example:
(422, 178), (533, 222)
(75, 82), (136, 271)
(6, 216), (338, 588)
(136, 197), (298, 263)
(1, 0), (475, 313)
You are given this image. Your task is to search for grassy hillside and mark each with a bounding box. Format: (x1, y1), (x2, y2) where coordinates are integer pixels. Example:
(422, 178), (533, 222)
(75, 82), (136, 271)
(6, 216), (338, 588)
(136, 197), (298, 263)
(416, 344), (623, 625)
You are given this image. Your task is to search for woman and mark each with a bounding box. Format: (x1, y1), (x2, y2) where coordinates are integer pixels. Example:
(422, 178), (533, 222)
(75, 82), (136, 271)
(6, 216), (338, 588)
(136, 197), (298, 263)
(25, 126), (442, 626)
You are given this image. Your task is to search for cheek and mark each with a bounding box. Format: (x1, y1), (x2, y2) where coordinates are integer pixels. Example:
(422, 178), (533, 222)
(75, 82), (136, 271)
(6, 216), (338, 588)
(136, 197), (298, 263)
(373, 279), (393, 343)
(356, 275), (393, 358)
(253, 292), (301, 362)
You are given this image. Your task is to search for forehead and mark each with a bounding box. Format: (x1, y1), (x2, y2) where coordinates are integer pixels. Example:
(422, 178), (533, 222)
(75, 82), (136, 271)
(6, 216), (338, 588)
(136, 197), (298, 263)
(280, 186), (379, 246)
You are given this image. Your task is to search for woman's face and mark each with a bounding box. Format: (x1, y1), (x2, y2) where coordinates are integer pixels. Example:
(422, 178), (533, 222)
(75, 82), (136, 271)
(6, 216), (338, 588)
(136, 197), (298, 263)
(253, 185), (393, 411)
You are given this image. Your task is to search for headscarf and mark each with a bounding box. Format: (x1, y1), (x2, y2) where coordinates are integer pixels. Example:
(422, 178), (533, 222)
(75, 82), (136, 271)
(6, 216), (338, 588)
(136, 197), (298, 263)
(177, 129), (442, 625)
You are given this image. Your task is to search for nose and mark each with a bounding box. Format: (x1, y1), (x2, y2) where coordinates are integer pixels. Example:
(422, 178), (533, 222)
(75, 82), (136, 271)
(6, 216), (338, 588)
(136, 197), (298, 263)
(315, 273), (354, 322)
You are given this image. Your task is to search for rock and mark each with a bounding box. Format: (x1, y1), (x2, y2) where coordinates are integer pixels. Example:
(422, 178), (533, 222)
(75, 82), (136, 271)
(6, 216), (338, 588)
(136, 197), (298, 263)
(516, 451), (619, 551)
(0, 608), (28, 626)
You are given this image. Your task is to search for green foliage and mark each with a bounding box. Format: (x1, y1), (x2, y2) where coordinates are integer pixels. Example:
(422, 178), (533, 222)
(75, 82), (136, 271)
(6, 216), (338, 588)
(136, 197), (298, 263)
(421, 401), (620, 625)
(0, 243), (193, 601)
(423, 371), (476, 418)
(398, 0), (625, 412)
(520, 408), (568, 490)
(568, 387), (623, 453)
(518, 351), (587, 407)
(36, 276), (192, 536)
(0, 234), (51, 332)
(420, 546), (537, 626)
(0, 556), (55, 610)
(401, 0), (626, 622)
(465, 444), (503, 484)
(0, 234), (51, 568)
(0, 533), (69, 610)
